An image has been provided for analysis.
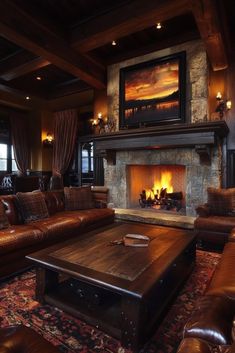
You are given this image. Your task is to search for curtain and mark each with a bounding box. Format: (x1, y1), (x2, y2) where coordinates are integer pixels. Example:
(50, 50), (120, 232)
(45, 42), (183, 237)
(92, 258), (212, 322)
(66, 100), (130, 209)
(52, 109), (78, 176)
(10, 113), (30, 175)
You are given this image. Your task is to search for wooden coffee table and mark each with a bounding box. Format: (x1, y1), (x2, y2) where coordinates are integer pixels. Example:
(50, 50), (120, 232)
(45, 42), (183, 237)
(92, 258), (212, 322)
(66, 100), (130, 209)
(27, 222), (196, 351)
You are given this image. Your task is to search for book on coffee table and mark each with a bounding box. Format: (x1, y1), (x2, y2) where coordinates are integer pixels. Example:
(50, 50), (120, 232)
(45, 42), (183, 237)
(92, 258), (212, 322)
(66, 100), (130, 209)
(123, 234), (150, 247)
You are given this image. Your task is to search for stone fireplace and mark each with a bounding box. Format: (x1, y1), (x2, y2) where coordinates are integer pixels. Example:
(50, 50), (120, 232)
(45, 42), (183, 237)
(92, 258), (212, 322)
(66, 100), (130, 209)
(93, 40), (229, 217)
(103, 145), (221, 216)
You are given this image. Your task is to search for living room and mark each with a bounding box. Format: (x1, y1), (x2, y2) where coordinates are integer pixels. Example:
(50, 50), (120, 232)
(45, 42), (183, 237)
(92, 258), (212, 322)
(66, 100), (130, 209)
(0, 1), (235, 353)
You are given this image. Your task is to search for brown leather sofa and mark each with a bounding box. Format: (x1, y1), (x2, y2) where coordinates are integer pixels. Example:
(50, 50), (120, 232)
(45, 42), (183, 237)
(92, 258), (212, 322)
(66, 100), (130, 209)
(176, 238), (235, 353)
(0, 325), (60, 353)
(0, 187), (114, 279)
(194, 187), (235, 250)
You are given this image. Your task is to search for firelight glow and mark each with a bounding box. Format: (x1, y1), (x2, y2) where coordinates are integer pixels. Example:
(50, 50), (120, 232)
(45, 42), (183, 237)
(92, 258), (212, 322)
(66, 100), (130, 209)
(145, 171), (174, 199)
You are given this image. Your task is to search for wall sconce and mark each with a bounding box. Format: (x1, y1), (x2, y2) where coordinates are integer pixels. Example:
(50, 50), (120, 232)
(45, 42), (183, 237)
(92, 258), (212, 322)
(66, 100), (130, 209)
(215, 92), (232, 119)
(43, 132), (54, 147)
(92, 112), (106, 133)
(92, 112), (103, 126)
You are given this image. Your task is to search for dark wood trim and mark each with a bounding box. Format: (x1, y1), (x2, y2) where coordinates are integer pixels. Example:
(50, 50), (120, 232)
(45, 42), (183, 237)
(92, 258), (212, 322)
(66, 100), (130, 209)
(92, 121), (229, 142)
(227, 150), (235, 187)
(191, 0), (228, 71)
(71, 0), (190, 52)
(0, 50), (36, 76)
(89, 121), (229, 163)
(0, 0), (106, 89)
(1, 57), (50, 81)
(106, 30), (200, 66)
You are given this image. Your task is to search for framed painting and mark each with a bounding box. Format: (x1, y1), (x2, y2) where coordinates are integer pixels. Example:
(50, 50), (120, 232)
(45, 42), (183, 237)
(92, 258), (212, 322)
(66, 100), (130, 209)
(119, 51), (186, 128)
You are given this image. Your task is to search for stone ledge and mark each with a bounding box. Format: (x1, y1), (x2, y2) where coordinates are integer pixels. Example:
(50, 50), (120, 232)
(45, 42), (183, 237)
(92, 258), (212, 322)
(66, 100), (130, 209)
(114, 208), (195, 230)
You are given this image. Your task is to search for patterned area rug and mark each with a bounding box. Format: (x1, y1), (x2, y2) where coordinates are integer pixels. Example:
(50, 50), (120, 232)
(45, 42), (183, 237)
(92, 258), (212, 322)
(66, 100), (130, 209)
(0, 250), (220, 353)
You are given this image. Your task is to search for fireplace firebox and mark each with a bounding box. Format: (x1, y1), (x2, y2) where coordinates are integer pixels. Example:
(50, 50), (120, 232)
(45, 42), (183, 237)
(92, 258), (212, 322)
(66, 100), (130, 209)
(127, 165), (186, 213)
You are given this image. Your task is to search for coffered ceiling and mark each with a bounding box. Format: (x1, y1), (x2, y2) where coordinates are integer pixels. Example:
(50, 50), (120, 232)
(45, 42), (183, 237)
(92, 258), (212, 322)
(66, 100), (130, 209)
(0, 0), (233, 105)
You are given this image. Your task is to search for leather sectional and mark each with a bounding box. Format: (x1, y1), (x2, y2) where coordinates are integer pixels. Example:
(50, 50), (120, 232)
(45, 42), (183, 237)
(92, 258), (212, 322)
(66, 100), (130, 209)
(177, 237), (235, 353)
(0, 188), (114, 279)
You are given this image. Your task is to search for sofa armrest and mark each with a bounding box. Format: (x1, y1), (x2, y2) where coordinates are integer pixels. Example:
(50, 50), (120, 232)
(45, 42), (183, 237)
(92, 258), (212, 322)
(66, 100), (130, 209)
(183, 295), (234, 345)
(228, 228), (235, 242)
(196, 204), (211, 217)
(177, 338), (212, 353)
(94, 200), (107, 208)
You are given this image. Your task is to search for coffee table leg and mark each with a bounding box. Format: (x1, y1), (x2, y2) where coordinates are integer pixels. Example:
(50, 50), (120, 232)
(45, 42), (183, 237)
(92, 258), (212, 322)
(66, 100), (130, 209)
(121, 295), (144, 351)
(35, 267), (59, 303)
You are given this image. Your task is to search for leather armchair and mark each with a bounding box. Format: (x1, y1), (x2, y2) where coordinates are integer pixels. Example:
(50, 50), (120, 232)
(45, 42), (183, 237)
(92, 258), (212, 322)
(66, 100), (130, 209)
(177, 240), (235, 353)
(194, 187), (235, 250)
(0, 326), (60, 353)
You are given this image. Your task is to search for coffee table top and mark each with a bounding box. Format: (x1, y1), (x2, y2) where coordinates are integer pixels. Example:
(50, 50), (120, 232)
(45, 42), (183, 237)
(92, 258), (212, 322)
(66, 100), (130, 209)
(27, 222), (196, 297)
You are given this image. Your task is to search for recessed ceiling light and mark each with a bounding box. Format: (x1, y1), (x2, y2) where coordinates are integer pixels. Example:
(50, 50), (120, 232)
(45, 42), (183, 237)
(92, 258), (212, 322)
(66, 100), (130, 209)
(112, 40), (117, 46)
(156, 22), (162, 29)
(26, 96), (30, 100)
(36, 76), (42, 80)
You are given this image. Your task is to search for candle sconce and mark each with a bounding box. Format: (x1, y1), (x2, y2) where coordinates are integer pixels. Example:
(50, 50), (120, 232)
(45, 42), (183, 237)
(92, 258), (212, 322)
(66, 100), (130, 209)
(215, 92), (232, 119)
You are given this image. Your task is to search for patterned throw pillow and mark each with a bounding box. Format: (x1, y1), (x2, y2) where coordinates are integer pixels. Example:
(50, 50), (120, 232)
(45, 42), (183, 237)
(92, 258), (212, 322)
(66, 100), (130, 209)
(16, 191), (49, 223)
(207, 187), (235, 216)
(0, 201), (9, 229)
(64, 186), (94, 211)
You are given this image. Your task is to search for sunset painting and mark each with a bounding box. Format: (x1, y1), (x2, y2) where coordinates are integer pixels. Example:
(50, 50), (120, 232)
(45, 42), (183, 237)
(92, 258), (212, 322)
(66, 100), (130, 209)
(119, 52), (186, 128)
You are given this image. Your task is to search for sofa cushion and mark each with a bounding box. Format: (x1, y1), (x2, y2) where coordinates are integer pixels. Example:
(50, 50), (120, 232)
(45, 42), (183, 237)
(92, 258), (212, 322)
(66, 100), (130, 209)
(64, 186), (94, 211)
(194, 216), (235, 233)
(207, 187), (235, 216)
(16, 191), (49, 223)
(0, 201), (9, 229)
(32, 214), (82, 241)
(0, 225), (44, 255)
(42, 190), (65, 215)
(62, 208), (115, 226)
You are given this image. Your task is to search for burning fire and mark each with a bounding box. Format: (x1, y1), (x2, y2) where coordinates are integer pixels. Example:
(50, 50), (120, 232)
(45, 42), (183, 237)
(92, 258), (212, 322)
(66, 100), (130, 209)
(145, 171), (173, 200)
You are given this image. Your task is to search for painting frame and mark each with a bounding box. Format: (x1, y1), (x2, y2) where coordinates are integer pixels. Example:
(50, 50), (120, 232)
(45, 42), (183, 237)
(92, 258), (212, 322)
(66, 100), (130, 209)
(119, 51), (186, 129)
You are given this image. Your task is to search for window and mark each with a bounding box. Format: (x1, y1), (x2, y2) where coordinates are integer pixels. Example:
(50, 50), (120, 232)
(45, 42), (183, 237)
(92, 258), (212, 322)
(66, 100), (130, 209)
(81, 142), (94, 185)
(0, 144), (7, 171)
(0, 144), (18, 172)
(11, 146), (18, 172)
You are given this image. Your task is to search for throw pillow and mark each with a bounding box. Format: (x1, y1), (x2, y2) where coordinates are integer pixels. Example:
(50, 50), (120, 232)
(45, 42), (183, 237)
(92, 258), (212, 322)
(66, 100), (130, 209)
(0, 201), (9, 229)
(16, 191), (49, 223)
(64, 186), (94, 211)
(207, 187), (235, 216)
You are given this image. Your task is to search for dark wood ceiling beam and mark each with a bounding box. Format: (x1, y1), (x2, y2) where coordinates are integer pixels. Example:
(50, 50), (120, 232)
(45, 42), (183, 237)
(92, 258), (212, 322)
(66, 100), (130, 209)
(1, 57), (50, 81)
(0, 50), (36, 75)
(191, 0), (228, 70)
(0, 0), (105, 89)
(0, 78), (43, 108)
(46, 79), (91, 99)
(105, 30), (199, 65)
(71, 0), (191, 52)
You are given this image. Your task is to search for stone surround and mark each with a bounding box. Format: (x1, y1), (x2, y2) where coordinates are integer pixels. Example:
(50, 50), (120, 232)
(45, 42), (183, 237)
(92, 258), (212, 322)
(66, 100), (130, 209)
(104, 146), (221, 216)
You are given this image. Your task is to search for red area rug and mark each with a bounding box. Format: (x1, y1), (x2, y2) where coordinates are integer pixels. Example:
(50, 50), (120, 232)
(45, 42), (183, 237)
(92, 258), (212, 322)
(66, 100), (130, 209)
(0, 250), (220, 353)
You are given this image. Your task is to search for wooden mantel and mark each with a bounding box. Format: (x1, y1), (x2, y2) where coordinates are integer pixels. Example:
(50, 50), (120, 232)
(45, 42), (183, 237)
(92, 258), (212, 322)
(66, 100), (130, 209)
(91, 121), (229, 164)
